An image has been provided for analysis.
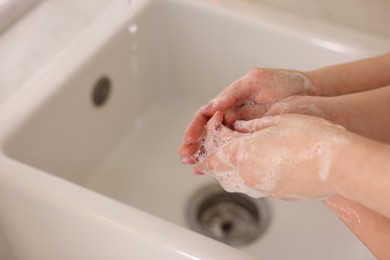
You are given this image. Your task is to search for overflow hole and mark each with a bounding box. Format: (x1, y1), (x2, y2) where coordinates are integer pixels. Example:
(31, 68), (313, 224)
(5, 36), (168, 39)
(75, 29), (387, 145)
(92, 76), (111, 107)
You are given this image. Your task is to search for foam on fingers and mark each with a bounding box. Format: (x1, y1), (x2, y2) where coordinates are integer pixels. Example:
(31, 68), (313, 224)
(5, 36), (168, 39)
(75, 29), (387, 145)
(233, 116), (280, 133)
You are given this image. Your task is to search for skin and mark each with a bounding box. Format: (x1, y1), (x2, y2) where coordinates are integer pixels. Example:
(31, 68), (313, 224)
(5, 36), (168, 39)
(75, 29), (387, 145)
(308, 53), (390, 96)
(265, 85), (390, 144)
(178, 68), (317, 164)
(194, 113), (347, 199)
(192, 112), (390, 258)
(178, 53), (390, 258)
(324, 196), (390, 260)
(197, 114), (390, 219)
(179, 54), (390, 164)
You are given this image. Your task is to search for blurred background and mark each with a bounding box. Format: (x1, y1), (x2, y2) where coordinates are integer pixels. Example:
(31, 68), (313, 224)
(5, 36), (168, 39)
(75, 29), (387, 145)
(0, 0), (389, 105)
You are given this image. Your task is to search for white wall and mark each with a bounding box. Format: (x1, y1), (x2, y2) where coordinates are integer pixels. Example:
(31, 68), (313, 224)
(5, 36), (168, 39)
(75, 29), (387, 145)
(252, 0), (390, 38)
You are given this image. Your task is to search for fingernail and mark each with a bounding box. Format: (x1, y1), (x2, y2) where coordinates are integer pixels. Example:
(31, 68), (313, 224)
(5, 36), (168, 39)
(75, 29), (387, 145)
(178, 149), (190, 162)
(183, 152), (196, 162)
(181, 157), (192, 164)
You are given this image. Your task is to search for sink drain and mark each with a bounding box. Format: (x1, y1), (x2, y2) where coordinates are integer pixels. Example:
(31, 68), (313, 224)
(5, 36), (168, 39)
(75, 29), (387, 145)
(186, 184), (271, 246)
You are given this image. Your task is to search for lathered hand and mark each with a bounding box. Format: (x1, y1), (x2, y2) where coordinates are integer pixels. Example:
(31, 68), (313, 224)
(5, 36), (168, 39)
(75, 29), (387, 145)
(179, 69), (317, 164)
(194, 114), (349, 200)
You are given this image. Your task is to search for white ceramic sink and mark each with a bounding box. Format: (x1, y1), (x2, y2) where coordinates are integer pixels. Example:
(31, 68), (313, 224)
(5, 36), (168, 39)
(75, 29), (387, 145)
(0, 0), (42, 33)
(0, 0), (389, 259)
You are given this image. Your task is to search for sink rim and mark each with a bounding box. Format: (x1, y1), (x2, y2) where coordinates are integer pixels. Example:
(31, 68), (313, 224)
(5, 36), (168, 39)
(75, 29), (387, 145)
(0, 0), (388, 259)
(0, 0), (263, 259)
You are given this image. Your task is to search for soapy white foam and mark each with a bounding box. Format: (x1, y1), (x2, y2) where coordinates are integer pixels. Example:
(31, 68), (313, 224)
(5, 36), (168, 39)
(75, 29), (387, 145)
(212, 170), (265, 198)
(197, 127), (287, 199)
(298, 134), (348, 182)
(234, 116), (280, 132)
(194, 102), (348, 200)
(259, 151), (284, 192)
(195, 117), (289, 199)
(213, 147), (264, 198)
(194, 117), (266, 198)
(254, 116), (349, 185)
(276, 70), (318, 96)
(241, 119), (347, 198)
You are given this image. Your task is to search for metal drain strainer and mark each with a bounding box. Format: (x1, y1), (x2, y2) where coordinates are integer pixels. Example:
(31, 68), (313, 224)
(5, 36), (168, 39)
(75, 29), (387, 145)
(186, 184), (271, 246)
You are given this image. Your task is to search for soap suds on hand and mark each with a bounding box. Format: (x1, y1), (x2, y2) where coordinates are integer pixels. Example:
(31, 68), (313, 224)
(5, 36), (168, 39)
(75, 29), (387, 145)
(194, 112), (349, 201)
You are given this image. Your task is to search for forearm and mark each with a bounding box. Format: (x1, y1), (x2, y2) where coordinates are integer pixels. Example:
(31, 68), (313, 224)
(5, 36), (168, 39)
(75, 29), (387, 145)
(306, 53), (390, 96)
(331, 85), (390, 143)
(330, 134), (390, 218)
(324, 196), (390, 259)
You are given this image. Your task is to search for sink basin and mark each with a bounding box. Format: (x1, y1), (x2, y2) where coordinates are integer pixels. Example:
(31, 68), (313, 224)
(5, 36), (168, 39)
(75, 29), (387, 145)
(0, 0), (388, 259)
(0, 0), (42, 33)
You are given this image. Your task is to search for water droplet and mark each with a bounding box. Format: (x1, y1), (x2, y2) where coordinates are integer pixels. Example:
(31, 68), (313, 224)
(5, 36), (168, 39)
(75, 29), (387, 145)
(128, 24), (138, 34)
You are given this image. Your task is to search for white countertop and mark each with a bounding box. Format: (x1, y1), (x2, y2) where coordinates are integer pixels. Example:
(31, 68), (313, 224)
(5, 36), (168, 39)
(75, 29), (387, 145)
(0, 0), (112, 107)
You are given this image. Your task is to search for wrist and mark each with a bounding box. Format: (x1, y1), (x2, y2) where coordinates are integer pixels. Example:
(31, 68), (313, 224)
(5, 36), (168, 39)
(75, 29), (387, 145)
(328, 133), (390, 206)
(327, 135), (354, 198)
(304, 69), (336, 97)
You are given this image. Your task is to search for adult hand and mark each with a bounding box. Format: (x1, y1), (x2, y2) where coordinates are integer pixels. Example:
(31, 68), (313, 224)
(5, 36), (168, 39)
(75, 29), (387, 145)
(178, 69), (317, 164)
(194, 113), (349, 200)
